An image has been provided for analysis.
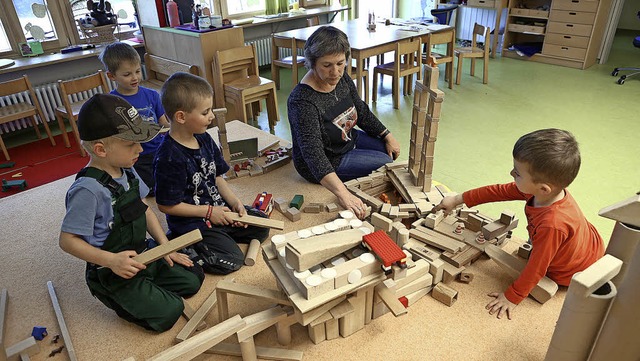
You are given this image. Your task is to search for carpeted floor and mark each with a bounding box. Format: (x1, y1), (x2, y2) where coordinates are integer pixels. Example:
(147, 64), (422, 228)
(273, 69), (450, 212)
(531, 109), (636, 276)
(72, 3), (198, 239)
(0, 161), (567, 361)
(0, 134), (87, 198)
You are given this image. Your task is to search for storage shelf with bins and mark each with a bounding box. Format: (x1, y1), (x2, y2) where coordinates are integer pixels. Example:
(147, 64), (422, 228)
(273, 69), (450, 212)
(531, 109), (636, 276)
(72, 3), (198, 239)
(502, 0), (550, 59)
(502, 0), (613, 69)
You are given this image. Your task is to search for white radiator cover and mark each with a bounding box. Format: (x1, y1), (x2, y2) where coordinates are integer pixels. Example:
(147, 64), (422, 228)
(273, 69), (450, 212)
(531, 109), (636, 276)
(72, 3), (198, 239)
(246, 37), (300, 67)
(0, 77), (116, 135)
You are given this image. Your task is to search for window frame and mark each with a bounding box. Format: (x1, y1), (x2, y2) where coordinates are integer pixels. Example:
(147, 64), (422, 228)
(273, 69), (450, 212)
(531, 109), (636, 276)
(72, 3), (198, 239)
(220, 0), (267, 19)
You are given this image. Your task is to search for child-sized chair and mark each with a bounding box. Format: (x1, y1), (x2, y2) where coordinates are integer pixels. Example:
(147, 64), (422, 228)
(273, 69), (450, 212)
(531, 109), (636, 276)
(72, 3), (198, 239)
(454, 23), (490, 85)
(0, 75), (56, 160)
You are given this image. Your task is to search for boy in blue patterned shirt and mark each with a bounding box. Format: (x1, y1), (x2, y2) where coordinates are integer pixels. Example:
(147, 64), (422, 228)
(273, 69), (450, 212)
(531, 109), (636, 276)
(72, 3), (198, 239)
(100, 42), (168, 194)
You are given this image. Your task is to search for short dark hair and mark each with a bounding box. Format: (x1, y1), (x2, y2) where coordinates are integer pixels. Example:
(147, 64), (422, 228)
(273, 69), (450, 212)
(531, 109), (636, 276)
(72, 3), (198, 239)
(512, 128), (581, 189)
(161, 72), (213, 122)
(303, 26), (351, 69)
(99, 42), (140, 73)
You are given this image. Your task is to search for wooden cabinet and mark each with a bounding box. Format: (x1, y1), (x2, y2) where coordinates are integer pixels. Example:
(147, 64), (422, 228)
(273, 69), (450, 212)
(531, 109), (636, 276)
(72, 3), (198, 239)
(502, 0), (613, 69)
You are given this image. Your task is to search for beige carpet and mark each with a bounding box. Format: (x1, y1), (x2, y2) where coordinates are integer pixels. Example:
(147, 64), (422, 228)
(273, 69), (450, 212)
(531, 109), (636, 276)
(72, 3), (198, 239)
(0, 162), (566, 361)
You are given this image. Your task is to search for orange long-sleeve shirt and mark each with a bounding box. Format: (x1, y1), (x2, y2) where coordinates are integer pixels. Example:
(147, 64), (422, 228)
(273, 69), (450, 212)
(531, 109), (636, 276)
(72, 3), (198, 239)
(463, 182), (605, 304)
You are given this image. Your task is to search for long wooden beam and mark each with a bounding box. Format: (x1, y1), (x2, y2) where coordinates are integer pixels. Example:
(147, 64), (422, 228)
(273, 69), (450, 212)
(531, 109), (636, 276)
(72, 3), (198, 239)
(46, 281), (78, 361)
(133, 229), (202, 265)
(1, 289), (7, 361)
(147, 315), (245, 361)
(224, 212), (284, 230)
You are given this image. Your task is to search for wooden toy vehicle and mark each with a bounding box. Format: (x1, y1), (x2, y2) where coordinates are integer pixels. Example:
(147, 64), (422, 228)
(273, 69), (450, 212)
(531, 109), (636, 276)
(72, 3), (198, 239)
(2, 179), (27, 191)
(362, 230), (407, 274)
(252, 192), (273, 216)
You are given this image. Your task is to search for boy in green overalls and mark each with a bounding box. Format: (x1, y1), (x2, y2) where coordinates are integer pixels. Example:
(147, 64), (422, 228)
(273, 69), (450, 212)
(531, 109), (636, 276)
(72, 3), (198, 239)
(59, 94), (202, 332)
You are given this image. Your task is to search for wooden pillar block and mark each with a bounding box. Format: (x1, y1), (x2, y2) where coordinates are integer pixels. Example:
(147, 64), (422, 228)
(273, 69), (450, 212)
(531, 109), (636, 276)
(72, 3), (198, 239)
(325, 318), (339, 340)
(307, 323), (326, 344)
(245, 238), (261, 266)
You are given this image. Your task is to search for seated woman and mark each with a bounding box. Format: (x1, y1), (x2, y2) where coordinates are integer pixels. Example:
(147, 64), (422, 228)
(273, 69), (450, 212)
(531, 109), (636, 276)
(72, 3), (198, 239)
(287, 25), (401, 219)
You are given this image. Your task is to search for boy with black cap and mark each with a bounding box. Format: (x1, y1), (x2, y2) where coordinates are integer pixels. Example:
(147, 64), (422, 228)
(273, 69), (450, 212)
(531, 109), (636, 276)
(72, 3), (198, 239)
(59, 93), (202, 332)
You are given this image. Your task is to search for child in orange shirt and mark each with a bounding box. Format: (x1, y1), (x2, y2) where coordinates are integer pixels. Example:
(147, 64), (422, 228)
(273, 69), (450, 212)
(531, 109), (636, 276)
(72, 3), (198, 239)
(435, 128), (604, 319)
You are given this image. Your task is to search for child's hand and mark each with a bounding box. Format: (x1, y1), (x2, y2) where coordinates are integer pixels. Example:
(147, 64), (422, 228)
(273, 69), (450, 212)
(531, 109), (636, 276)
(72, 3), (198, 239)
(165, 252), (194, 267)
(229, 201), (249, 228)
(108, 250), (146, 279)
(209, 206), (232, 226)
(433, 194), (464, 215)
(486, 292), (516, 320)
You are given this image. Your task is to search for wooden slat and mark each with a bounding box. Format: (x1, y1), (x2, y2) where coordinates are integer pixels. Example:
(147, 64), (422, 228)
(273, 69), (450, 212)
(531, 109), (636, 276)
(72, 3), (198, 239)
(133, 229), (202, 265)
(176, 290), (217, 342)
(47, 281), (78, 361)
(206, 342), (303, 360)
(224, 212), (284, 230)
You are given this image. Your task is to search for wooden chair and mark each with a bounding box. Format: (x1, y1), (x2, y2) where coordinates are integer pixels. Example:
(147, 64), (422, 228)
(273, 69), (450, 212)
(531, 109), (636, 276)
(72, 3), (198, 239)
(142, 53), (199, 92)
(271, 35), (306, 90)
(372, 38), (422, 109)
(0, 75), (56, 161)
(212, 44), (279, 134)
(454, 23), (490, 85)
(421, 27), (456, 89)
(349, 60), (370, 104)
(55, 70), (110, 157)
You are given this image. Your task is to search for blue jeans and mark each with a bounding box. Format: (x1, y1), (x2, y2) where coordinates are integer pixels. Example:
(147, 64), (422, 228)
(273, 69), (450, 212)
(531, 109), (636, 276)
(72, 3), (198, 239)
(336, 130), (392, 181)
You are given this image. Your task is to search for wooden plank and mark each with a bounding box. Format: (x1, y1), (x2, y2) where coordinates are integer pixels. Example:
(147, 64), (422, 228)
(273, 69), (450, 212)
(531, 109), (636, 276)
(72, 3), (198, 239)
(484, 244), (558, 304)
(148, 315), (245, 361)
(216, 280), (291, 306)
(224, 212), (284, 230)
(237, 307), (288, 341)
(285, 228), (364, 271)
(4, 337), (38, 360)
(181, 298), (207, 332)
(409, 228), (464, 253)
(176, 290), (218, 342)
(206, 342), (303, 360)
(46, 281), (78, 361)
(265, 257), (300, 297)
(1, 289), (7, 361)
(133, 229), (202, 265)
(570, 254), (622, 298)
(297, 296), (346, 326)
(374, 282), (408, 317)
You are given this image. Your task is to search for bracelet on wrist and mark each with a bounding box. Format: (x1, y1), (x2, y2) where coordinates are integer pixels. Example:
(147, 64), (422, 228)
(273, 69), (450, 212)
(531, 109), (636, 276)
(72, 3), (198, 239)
(204, 204), (213, 228)
(379, 129), (391, 139)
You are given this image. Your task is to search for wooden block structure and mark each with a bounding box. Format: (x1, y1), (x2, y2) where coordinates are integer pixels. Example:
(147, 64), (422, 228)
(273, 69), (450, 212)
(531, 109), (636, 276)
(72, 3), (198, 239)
(407, 65), (445, 192)
(285, 228), (364, 272)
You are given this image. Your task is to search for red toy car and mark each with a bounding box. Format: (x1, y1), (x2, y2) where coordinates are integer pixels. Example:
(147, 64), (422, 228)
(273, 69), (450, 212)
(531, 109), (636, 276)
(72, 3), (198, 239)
(252, 192), (274, 217)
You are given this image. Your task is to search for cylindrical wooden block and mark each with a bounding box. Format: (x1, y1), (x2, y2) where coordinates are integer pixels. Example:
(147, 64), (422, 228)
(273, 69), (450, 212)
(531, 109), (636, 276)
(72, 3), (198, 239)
(276, 320), (292, 345)
(239, 338), (257, 361)
(605, 222), (640, 286)
(397, 228), (410, 247)
(589, 224), (640, 361)
(544, 281), (616, 361)
(244, 238), (261, 266)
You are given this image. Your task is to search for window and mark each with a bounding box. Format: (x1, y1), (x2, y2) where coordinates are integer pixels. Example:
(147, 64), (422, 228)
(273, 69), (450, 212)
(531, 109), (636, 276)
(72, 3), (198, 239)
(221, 0), (266, 18)
(0, 17), (12, 52)
(70, 0), (138, 36)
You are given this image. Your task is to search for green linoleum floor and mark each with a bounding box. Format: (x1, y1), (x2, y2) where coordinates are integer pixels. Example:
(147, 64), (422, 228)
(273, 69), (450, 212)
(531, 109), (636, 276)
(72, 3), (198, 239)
(5, 29), (638, 243)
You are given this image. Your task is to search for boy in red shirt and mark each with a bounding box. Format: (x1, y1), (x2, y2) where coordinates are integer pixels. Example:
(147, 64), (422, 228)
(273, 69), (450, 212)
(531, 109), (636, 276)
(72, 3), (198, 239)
(435, 128), (604, 320)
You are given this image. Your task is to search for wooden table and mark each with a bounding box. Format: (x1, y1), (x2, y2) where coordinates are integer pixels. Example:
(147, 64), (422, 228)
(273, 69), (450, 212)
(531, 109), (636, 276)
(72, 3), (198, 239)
(273, 20), (454, 101)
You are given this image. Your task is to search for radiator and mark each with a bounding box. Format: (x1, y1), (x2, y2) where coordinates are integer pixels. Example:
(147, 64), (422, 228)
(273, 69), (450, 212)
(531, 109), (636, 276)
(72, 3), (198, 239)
(246, 37), (299, 67)
(455, 6), (507, 42)
(0, 77), (116, 135)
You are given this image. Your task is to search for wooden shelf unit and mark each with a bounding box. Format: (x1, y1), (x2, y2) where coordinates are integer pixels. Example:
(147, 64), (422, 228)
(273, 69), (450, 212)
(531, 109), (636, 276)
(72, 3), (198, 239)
(502, 0), (613, 69)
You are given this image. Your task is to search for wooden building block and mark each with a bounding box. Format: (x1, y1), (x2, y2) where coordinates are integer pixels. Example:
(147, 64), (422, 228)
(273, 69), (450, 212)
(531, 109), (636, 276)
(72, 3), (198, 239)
(409, 228), (464, 253)
(284, 207), (301, 222)
(325, 318), (339, 340)
(134, 229), (202, 265)
(517, 243), (532, 259)
(432, 283), (458, 306)
(370, 212), (393, 232)
(428, 258), (445, 284)
(224, 211), (284, 230)
(466, 213), (485, 232)
(273, 197), (289, 213)
(206, 343), (303, 361)
(570, 254), (622, 298)
(148, 315), (245, 361)
(339, 292), (366, 337)
(441, 244), (483, 268)
(380, 203), (392, 216)
(216, 280), (290, 321)
(442, 262), (465, 284)
(236, 307), (288, 342)
(458, 271), (474, 284)
(405, 287), (431, 306)
(47, 281), (78, 361)
(325, 203), (339, 212)
(307, 322), (326, 344)
(396, 273), (433, 297)
(484, 244), (558, 304)
(244, 238), (261, 266)
(181, 299), (207, 332)
(332, 253), (381, 289)
(285, 228), (364, 272)
(4, 337), (38, 360)
(176, 290), (218, 342)
(597, 192), (640, 228)
(1, 289), (7, 361)
(303, 203), (323, 213)
(393, 259), (430, 290)
(481, 217), (519, 240)
(289, 194), (304, 210)
(374, 282), (407, 317)
(404, 239), (440, 262)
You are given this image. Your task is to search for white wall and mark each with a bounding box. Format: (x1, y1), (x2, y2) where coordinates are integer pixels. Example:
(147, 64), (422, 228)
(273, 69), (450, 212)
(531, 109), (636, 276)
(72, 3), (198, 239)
(617, 1), (639, 30)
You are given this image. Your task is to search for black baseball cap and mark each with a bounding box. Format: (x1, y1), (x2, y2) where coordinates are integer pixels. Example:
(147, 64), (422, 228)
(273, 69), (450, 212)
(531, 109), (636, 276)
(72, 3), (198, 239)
(77, 93), (164, 142)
